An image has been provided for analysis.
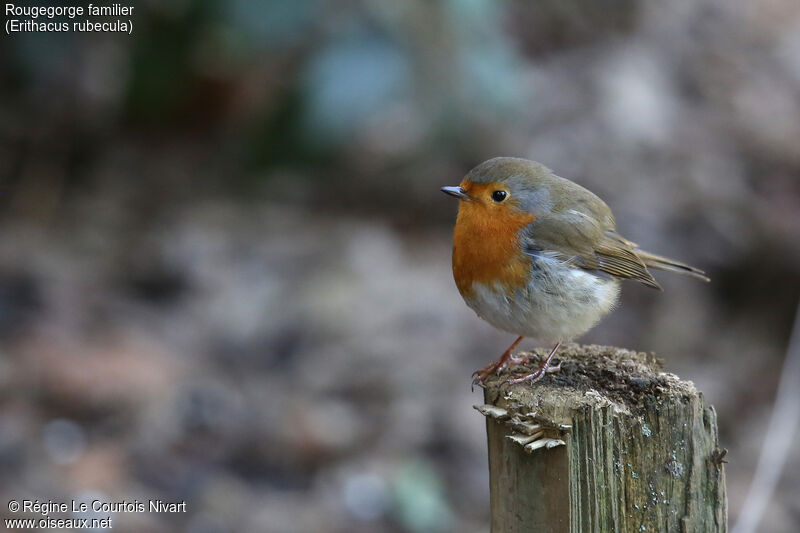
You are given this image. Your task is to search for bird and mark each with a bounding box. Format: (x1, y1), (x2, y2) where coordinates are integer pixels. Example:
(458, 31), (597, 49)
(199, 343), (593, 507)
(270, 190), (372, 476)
(441, 157), (709, 387)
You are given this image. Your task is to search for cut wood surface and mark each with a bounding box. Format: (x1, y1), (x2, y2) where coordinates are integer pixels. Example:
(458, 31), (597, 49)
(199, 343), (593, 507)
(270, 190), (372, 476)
(477, 344), (727, 533)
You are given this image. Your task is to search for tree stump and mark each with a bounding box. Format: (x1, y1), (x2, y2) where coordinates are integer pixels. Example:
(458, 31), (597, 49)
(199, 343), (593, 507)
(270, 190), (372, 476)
(476, 344), (727, 533)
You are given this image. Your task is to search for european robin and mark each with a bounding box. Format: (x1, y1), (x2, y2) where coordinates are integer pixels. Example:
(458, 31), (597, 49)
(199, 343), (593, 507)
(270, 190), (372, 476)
(442, 157), (709, 387)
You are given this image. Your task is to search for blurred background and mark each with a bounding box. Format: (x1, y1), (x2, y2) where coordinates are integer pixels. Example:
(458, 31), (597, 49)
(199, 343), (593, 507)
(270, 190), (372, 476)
(1, 1), (800, 531)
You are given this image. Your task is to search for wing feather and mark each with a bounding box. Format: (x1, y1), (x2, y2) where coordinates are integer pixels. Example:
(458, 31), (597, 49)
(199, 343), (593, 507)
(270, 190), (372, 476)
(522, 212), (662, 290)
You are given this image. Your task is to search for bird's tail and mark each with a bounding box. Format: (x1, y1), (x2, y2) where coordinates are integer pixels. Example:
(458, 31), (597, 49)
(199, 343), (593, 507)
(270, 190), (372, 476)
(635, 250), (710, 282)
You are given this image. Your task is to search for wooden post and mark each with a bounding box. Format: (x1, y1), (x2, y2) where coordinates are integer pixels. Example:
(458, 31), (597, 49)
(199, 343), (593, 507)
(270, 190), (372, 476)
(476, 344), (727, 533)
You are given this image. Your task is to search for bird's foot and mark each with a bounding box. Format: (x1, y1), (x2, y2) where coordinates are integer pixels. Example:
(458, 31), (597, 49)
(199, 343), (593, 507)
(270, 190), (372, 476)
(471, 360), (506, 390)
(504, 360), (562, 385)
(503, 342), (563, 386)
(471, 336), (526, 391)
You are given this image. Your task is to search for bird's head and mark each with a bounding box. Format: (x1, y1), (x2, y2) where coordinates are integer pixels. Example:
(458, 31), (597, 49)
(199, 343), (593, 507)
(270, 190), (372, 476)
(441, 157), (554, 218)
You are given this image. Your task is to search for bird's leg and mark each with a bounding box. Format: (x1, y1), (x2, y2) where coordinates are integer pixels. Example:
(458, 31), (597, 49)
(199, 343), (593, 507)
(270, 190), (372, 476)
(504, 342), (562, 385)
(472, 336), (527, 389)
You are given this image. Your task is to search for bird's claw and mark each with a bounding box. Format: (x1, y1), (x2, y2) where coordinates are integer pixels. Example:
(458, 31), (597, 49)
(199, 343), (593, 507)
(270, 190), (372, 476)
(503, 359), (562, 385)
(470, 337), (535, 391)
(470, 360), (511, 391)
(547, 360), (562, 373)
(471, 351), (543, 391)
(470, 375), (480, 392)
(470, 368), (493, 391)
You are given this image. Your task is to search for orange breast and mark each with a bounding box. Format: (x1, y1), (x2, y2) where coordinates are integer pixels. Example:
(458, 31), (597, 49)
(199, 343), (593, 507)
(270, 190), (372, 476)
(452, 201), (535, 297)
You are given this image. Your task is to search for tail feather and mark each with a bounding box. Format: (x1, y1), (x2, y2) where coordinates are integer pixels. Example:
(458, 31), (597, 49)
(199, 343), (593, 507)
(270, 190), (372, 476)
(635, 250), (710, 282)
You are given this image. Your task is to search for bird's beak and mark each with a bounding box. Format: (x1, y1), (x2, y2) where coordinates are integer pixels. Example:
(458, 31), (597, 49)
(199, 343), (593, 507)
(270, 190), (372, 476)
(440, 186), (471, 201)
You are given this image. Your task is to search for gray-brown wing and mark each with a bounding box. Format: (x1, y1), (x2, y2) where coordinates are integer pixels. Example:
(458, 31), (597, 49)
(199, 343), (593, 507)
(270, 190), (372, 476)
(521, 211), (662, 290)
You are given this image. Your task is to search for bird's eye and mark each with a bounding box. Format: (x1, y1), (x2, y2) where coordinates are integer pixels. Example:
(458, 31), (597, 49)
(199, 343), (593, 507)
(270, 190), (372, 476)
(491, 190), (507, 202)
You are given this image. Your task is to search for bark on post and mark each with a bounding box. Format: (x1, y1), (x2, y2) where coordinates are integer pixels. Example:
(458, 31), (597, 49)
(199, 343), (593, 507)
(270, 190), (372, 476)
(476, 344), (727, 533)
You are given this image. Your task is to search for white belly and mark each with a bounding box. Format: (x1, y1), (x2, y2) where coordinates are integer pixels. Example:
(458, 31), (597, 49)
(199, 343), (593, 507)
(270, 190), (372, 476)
(462, 256), (620, 344)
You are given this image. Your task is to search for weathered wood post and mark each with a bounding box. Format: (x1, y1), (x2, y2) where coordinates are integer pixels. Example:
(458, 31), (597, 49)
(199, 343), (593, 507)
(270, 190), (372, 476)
(476, 344), (727, 533)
